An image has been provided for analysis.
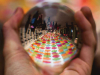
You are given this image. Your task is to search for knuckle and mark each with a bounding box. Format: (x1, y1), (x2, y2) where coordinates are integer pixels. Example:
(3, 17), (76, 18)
(3, 23), (9, 31)
(3, 22), (12, 32)
(3, 20), (17, 32)
(81, 6), (92, 16)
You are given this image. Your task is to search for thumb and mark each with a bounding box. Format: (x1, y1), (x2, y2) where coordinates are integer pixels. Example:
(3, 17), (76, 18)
(3, 8), (41, 75)
(3, 7), (25, 60)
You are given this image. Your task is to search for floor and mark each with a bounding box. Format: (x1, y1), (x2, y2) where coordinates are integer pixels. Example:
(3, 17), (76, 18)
(0, 23), (100, 75)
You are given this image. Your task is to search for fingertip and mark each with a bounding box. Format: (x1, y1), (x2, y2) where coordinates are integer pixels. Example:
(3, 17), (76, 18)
(15, 7), (24, 20)
(9, 7), (24, 24)
(3, 7), (24, 33)
(14, 7), (24, 15)
(81, 6), (96, 32)
(74, 10), (92, 32)
(11, 7), (24, 29)
(81, 6), (92, 17)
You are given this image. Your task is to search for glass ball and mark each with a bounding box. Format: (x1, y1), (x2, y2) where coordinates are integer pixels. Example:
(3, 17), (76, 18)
(20, 2), (82, 74)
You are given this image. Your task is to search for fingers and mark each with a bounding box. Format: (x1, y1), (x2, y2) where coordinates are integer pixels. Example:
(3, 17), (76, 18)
(75, 11), (95, 47)
(81, 6), (96, 31)
(81, 6), (97, 52)
(75, 9), (96, 67)
(61, 7), (96, 75)
(81, 6), (96, 38)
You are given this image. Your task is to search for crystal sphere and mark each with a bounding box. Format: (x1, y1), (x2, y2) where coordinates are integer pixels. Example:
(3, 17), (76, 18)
(20, 2), (81, 74)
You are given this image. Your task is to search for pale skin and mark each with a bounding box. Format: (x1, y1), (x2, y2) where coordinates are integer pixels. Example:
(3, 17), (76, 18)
(3, 6), (96, 75)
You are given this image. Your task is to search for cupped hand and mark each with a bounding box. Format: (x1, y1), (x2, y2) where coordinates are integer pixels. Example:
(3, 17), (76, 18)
(3, 7), (96, 75)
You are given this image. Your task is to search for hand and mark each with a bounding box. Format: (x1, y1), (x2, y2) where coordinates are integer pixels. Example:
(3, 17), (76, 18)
(3, 7), (96, 75)
(60, 7), (97, 75)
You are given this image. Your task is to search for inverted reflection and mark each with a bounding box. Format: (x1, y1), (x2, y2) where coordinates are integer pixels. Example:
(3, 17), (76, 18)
(20, 2), (81, 73)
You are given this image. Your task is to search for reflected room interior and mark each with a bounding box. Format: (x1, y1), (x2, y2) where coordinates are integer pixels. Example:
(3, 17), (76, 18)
(20, 2), (82, 74)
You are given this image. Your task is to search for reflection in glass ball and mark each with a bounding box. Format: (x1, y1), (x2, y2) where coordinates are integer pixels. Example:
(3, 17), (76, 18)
(20, 2), (81, 74)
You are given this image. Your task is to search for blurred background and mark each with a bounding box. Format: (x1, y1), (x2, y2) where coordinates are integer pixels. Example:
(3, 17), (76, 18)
(0, 0), (100, 75)
(0, 0), (100, 32)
